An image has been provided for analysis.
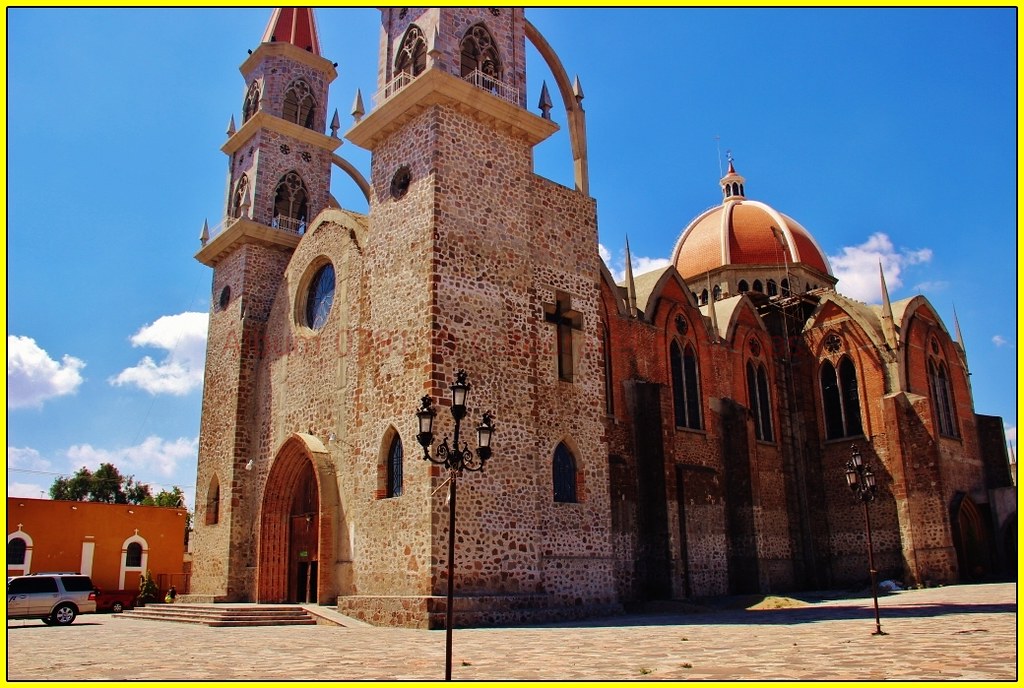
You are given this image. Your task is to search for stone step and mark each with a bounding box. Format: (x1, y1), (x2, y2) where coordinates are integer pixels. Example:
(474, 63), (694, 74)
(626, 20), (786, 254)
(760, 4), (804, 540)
(116, 604), (318, 627)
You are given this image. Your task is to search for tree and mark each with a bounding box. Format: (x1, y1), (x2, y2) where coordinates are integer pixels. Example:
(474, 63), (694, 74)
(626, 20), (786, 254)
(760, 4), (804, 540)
(143, 486), (193, 532)
(49, 462), (153, 504)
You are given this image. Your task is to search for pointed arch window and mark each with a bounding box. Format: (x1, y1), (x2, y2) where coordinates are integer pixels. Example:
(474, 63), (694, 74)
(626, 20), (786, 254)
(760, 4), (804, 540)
(282, 79), (316, 129)
(205, 476), (220, 525)
(387, 434), (404, 498)
(553, 443), (577, 503)
(460, 23), (502, 86)
(712, 285), (722, 301)
(670, 340), (702, 430)
(928, 358), (958, 437)
(699, 289), (708, 305)
(746, 361), (774, 442)
(767, 279), (778, 296)
(242, 80), (261, 123)
(752, 280), (764, 293)
(738, 280), (749, 292)
(821, 357), (863, 439)
(781, 278), (790, 296)
(231, 175), (250, 219)
(395, 25), (427, 78)
(273, 171), (309, 233)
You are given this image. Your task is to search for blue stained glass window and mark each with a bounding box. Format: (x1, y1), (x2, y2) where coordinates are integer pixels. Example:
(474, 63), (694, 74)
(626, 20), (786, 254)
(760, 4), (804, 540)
(306, 264), (335, 330)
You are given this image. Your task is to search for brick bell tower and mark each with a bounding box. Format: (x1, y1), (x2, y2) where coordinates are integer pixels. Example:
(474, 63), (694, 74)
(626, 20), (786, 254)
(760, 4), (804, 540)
(346, 8), (617, 624)
(190, 8), (340, 602)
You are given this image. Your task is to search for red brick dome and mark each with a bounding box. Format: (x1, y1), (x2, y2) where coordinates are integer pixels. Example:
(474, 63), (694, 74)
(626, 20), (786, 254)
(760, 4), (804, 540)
(671, 164), (832, 280)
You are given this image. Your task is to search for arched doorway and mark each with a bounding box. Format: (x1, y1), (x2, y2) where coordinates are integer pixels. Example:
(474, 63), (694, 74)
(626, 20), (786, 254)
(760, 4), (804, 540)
(951, 493), (993, 581)
(257, 434), (338, 604)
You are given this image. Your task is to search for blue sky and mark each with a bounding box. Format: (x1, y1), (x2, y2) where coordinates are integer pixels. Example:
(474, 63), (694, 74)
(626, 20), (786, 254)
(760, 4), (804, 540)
(7, 8), (1017, 508)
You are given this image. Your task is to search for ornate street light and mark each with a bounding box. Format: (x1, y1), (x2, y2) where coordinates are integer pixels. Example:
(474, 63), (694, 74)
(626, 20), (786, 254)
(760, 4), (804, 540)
(844, 444), (886, 636)
(416, 369), (495, 680)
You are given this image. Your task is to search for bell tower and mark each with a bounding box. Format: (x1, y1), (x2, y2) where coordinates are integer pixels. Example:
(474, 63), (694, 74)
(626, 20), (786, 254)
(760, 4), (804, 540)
(189, 7), (340, 602)
(344, 8), (616, 623)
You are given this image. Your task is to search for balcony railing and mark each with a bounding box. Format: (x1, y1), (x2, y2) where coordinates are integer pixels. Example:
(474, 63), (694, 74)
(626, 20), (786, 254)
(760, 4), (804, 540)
(373, 68), (520, 109)
(201, 214), (305, 247)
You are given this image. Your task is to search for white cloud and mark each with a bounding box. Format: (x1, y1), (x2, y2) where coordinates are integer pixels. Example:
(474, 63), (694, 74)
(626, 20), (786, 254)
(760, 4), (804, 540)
(109, 312), (208, 395)
(66, 435), (199, 479)
(599, 243), (671, 283)
(7, 482), (49, 499)
(8, 446), (52, 472)
(7, 335), (85, 409)
(992, 335), (1009, 347)
(829, 232), (933, 303)
(1005, 425), (1016, 443)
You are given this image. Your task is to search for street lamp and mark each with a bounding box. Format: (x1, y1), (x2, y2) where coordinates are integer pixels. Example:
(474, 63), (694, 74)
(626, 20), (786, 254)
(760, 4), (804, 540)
(844, 444), (886, 636)
(416, 369), (495, 680)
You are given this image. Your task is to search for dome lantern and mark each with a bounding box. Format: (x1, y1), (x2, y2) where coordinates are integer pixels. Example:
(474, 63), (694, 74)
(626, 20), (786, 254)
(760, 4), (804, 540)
(720, 154), (746, 201)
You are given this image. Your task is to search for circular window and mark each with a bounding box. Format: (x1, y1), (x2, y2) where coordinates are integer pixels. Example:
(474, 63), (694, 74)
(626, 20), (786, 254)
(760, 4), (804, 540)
(824, 333), (842, 354)
(748, 338), (762, 357)
(390, 165), (412, 200)
(305, 264), (335, 330)
(218, 286), (231, 311)
(674, 314), (688, 336)
(930, 338), (940, 355)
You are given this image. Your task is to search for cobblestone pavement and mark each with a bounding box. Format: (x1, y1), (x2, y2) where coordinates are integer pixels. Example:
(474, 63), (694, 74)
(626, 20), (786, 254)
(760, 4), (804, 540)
(6, 582), (1016, 681)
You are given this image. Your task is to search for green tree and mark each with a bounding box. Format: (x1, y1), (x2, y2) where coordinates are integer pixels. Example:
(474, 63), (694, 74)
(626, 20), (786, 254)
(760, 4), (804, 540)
(143, 486), (193, 532)
(48, 462), (153, 504)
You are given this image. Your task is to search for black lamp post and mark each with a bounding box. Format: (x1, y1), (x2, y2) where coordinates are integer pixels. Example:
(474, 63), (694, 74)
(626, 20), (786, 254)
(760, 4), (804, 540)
(416, 369), (495, 681)
(844, 444), (886, 636)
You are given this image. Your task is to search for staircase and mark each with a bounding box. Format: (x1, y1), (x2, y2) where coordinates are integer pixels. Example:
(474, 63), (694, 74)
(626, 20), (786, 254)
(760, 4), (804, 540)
(115, 604), (318, 627)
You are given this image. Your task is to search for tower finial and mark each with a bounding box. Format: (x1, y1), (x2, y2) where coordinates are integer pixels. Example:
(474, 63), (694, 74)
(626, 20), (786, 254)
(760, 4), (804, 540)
(200, 218), (210, 246)
(538, 81), (553, 120)
(624, 236), (637, 318)
(952, 302), (966, 353)
(227, 115), (236, 138)
(719, 153), (745, 202)
(351, 88), (365, 123)
(331, 108), (341, 136)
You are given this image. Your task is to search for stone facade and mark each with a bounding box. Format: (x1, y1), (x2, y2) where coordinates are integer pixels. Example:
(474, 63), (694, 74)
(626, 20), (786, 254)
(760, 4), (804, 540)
(186, 7), (1014, 626)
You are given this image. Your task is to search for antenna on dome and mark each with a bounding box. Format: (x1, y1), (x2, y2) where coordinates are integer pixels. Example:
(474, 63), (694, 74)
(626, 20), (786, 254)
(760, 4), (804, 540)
(714, 135), (723, 178)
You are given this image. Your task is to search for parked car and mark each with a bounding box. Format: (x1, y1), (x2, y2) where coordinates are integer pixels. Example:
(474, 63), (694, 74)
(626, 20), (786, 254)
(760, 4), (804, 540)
(94, 588), (136, 613)
(6, 573), (97, 626)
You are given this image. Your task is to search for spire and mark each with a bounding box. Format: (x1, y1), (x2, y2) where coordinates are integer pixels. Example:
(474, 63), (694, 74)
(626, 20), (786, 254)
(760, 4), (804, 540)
(952, 303), (966, 353)
(350, 88), (365, 123)
(331, 108), (341, 136)
(226, 115), (236, 137)
(572, 75), (585, 106)
(624, 236), (637, 317)
(879, 261), (898, 349)
(261, 7), (321, 55)
(200, 219), (210, 247)
(706, 272), (720, 341)
(719, 152), (746, 202)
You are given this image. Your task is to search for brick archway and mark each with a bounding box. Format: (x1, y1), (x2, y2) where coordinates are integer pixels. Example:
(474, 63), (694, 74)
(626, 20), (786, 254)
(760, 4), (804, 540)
(256, 433), (341, 603)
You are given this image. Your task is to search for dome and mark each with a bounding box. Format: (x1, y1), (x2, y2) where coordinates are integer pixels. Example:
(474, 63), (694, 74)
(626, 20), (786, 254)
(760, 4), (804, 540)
(671, 163), (832, 280)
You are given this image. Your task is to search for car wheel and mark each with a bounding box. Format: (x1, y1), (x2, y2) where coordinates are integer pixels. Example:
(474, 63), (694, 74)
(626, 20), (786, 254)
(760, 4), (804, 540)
(41, 618), (55, 626)
(111, 602), (124, 613)
(51, 604), (77, 626)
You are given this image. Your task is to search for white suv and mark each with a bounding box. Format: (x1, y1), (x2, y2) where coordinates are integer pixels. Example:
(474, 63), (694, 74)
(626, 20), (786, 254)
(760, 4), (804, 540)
(7, 573), (97, 626)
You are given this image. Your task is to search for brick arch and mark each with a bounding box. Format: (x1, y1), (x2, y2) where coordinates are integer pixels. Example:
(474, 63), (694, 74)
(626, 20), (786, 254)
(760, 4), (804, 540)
(256, 433), (342, 603)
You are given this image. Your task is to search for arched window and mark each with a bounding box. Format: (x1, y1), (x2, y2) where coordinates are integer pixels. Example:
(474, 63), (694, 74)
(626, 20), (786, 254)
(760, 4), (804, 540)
(242, 80), (261, 123)
(552, 443), (577, 503)
(387, 434), (404, 498)
(767, 279), (778, 296)
(395, 25), (427, 78)
(746, 361), (774, 442)
(205, 476), (220, 526)
(712, 285), (722, 301)
(460, 23), (501, 85)
(738, 280), (749, 292)
(781, 279), (790, 296)
(282, 79), (316, 129)
(231, 175), (249, 219)
(125, 542), (143, 568)
(699, 289), (708, 305)
(7, 537), (26, 566)
(273, 171), (309, 232)
(752, 280), (764, 293)
(671, 341), (702, 430)
(821, 358), (863, 439)
(928, 359), (958, 437)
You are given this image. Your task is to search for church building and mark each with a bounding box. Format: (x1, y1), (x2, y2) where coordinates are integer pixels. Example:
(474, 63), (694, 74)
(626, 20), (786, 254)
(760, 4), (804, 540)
(187, 7), (1015, 627)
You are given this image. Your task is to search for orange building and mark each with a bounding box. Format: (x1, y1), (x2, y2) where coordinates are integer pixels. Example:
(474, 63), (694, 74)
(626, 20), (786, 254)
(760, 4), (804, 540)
(7, 498), (189, 595)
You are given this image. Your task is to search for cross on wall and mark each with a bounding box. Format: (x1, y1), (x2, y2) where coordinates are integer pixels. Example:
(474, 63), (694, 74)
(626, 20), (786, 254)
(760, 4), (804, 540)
(543, 292), (582, 382)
